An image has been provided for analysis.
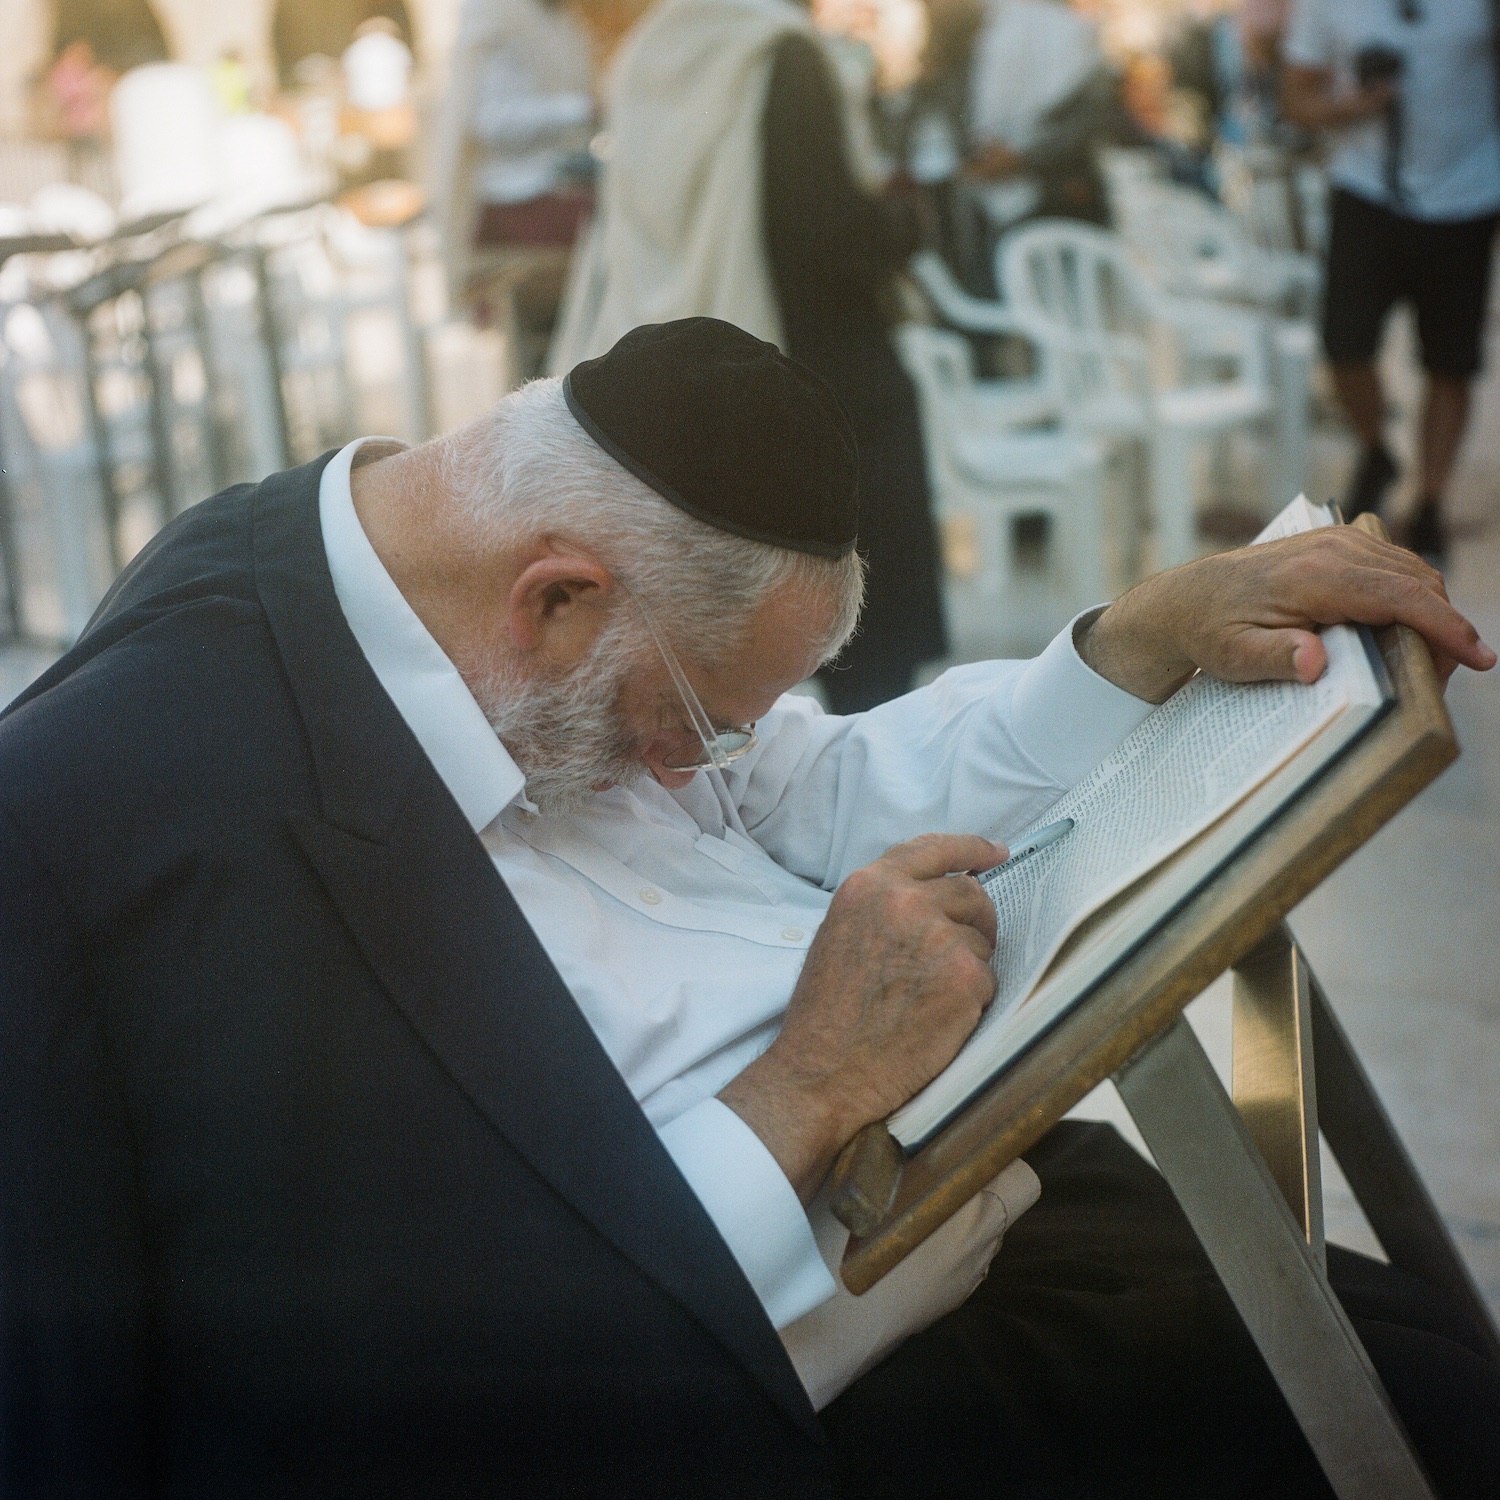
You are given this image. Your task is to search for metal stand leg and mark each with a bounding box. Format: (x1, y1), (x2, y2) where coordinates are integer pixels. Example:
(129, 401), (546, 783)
(1115, 1017), (1438, 1500)
(1311, 968), (1500, 1363)
(139, 291), (178, 524)
(1232, 927), (1325, 1261)
(186, 271), (229, 493)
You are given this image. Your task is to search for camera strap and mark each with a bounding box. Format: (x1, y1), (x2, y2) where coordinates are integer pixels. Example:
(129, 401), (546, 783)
(1383, 100), (1405, 208)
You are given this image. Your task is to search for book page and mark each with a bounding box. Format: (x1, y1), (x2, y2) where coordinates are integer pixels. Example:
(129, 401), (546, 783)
(889, 497), (1389, 1145)
(977, 663), (1353, 1019)
(976, 494), (1360, 1017)
(890, 700), (1381, 1147)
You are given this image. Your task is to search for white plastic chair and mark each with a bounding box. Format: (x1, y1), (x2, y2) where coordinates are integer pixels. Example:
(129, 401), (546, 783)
(249, 207), (433, 458)
(909, 252), (1063, 430)
(998, 220), (1274, 568)
(0, 299), (117, 637)
(1108, 174), (1320, 317)
(897, 321), (1108, 659)
(1101, 181), (1317, 508)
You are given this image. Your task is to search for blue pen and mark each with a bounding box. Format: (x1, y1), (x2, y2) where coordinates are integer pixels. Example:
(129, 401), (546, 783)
(980, 817), (1075, 883)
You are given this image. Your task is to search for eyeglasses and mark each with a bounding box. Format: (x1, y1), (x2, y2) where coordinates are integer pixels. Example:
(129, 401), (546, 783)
(625, 589), (758, 773)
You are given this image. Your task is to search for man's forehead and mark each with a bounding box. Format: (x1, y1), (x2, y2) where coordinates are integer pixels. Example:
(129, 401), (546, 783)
(697, 590), (833, 710)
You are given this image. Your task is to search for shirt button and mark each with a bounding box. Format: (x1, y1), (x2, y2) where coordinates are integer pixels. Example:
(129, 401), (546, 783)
(781, 927), (805, 942)
(639, 888), (662, 906)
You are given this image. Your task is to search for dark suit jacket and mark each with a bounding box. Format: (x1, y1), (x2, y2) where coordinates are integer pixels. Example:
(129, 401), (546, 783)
(0, 455), (829, 1497)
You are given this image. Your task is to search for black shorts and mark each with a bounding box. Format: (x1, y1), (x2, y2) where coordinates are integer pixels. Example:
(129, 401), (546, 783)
(1322, 187), (1499, 378)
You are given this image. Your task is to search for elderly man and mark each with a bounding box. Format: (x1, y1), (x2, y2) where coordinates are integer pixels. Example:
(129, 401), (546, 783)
(2, 320), (1497, 1498)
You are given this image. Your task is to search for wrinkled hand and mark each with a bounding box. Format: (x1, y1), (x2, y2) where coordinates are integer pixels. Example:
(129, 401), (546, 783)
(1078, 527), (1496, 703)
(719, 834), (1004, 1202)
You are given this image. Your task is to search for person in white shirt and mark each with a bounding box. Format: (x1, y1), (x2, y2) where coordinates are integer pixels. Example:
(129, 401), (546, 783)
(342, 16), (414, 111)
(965, 0), (1112, 232)
(5, 317), (1497, 1495)
(1283, 0), (1500, 561)
(431, 0), (597, 377)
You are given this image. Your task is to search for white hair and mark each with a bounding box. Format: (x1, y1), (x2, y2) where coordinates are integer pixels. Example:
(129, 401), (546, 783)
(439, 377), (864, 663)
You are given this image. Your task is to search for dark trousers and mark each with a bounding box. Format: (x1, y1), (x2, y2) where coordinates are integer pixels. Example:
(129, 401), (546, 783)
(824, 1122), (1500, 1499)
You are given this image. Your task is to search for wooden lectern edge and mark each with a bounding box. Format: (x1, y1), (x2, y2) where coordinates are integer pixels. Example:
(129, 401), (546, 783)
(834, 567), (1456, 1292)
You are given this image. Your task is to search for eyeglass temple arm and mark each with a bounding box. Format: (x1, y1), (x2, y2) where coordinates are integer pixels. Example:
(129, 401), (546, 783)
(627, 592), (733, 772)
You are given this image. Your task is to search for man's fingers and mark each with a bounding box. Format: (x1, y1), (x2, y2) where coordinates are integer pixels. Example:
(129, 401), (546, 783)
(1214, 625), (1327, 684)
(1262, 535), (1492, 673)
(1327, 566), (1495, 671)
(936, 873), (999, 950)
(946, 930), (1000, 1014)
(883, 833), (1009, 882)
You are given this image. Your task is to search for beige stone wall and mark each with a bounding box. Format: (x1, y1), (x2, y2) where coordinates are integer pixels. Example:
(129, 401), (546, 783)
(0, 0), (53, 133)
(153, 0), (462, 75)
(0, 0), (462, 136)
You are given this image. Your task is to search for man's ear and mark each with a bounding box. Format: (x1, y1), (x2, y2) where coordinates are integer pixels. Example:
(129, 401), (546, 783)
(508, 553), (618, 669)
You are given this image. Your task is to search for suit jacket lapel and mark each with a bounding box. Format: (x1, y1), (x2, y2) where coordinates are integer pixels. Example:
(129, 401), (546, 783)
(251, 457), (822, 1444)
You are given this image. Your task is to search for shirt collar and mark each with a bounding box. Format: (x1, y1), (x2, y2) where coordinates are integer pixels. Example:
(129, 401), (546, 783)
(318, 436), (529, 833)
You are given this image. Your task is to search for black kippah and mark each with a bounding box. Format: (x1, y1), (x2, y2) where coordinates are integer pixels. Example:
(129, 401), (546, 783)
(562, 318), (858, 559)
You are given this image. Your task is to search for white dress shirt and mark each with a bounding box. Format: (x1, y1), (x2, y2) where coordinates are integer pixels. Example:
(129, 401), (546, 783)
(319, 438), (1154, 1405)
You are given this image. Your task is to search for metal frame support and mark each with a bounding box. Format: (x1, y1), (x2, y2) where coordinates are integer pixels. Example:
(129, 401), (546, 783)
(1231, 927), (1325, 1262)
(1310, 967), (1500, 1364)
(1115, 1016), (1438, 1500)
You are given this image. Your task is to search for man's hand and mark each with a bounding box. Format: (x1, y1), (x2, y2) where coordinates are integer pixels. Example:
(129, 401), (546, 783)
(718, 834), (1005, 1202)
(967, 141), (1026, 181)
(1282, 64), (1397, 129)
(1077, 527), (1496, 703)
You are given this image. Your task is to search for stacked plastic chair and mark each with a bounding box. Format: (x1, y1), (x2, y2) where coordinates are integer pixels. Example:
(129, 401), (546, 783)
(901, 252), (1109, 660)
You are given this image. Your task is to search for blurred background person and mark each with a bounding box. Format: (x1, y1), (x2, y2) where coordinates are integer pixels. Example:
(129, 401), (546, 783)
(1282, 0), (1500, 564)
(895, 0), (1122, 290)
(552, 0), (947, 713)
(432, 0), (596, 382)
(893, 0), (985, 286)
(341, 17), (417, 180)
(37, 0), (169, 174)
(1239, 0), (1291, 132)
(273, 0), (413, 91)
(50, 0), (168, 77)
(965, 0), (1118, 239)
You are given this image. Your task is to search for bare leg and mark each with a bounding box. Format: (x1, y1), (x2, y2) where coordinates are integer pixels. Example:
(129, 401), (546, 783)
(1401, 374), (1473, 563)
(1417, 374), (1472, 507)
(1331, 362), (1399, 517)
(1330, 362), (1388, 448)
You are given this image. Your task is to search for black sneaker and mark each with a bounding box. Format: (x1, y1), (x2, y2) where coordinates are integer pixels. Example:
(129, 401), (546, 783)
(1403, 499), (1448, 569)
(1344, 443), (1399, 520)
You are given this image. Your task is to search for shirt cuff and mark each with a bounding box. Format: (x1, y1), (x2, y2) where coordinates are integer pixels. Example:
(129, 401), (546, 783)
(1009, 607), (1155, 788)
(657, 1098), (837, 1329)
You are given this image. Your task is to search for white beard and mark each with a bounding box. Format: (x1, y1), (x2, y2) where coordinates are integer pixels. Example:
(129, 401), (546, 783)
(469, 615), (652, 816)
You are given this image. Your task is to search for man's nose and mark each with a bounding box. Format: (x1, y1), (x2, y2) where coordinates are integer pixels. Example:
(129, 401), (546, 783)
(642, 734), (703, 788)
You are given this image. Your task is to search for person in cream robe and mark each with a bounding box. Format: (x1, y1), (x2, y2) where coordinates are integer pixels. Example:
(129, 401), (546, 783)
(553, 0), (948, 712)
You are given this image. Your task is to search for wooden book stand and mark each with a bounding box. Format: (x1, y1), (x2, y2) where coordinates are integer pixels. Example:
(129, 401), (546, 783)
(829, 515), (1500, 1500)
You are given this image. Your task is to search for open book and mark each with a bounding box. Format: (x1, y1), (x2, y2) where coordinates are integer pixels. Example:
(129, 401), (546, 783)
(889, 498), (1393, 1150)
